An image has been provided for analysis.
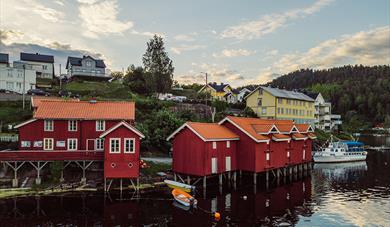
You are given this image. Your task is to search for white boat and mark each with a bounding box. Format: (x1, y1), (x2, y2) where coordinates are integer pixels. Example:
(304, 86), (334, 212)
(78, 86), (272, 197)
(313, 138), (367, 163)
(164, 179), (195, 193)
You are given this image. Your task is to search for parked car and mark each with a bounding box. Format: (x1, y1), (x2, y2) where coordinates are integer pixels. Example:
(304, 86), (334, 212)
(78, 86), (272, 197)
(27, 89), (48, 96)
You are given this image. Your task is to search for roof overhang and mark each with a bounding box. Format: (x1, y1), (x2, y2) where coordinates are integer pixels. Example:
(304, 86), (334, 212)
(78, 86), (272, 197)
(218, 117), (270, 143)
(14, 119), (37, 129)
(99, 121), (145, 139)
(272, 136), (291, 142)
(292, 133), (308, 141)
(166, 122), (240, 142)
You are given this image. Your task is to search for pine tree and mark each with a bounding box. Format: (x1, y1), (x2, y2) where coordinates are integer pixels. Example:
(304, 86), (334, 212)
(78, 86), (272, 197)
(142, 35), (174, 93)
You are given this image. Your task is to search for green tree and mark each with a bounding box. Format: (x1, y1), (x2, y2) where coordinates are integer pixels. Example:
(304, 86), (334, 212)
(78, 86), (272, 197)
(123, 65), (149, 94)
(142, 35), (174, 93)
(110, 71), (124, 80)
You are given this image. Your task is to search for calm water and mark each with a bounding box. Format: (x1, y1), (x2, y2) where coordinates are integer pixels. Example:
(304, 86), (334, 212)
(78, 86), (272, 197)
(0, 137), (389, 226)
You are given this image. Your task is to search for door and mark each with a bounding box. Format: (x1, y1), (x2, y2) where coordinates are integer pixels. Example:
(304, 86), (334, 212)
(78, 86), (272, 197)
(225, 156), (231, 171)
(211, 157), (217, 174)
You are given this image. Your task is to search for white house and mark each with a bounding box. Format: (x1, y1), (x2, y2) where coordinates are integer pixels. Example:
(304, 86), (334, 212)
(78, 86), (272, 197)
(14, 52), (54, 79)
(237, 88), (252, 102)
(310, 92), (342, 131)
(0, 53), (36, 94)
(66, 55), (108, 80)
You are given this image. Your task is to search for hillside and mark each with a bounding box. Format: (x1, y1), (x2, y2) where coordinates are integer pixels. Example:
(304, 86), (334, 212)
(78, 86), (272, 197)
(268, 65), (390, 128)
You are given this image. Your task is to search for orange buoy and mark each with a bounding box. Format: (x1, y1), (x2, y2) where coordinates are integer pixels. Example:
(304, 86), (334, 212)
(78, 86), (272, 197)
(214, 212), (221, 220)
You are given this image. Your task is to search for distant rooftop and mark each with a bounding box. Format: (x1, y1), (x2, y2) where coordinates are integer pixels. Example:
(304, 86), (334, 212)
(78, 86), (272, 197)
(208, 82), (230, 92)
(0, 53), (9, 64)
(259, 86), (314, 102)
(66, 56), (106, 69)
(20, 52), (54, 63)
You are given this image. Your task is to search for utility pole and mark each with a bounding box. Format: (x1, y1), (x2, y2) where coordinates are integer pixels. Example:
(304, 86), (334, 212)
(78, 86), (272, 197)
(22, 64), (26, 109)
(59, 64), (62, 90)
(205, 72), (208, 107)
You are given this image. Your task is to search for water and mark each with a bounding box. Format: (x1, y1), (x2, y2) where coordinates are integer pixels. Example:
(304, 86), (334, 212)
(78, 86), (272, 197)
(0, 137), (389, 226)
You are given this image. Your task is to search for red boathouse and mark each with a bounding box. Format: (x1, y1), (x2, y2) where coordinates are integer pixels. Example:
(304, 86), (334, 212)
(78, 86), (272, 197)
(1, 100), (144, 189)
(167, 122), (239, 185)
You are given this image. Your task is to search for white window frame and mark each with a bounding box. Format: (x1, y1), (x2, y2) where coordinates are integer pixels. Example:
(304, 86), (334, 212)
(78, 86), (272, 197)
(43, 138), (54, 150)
(95, 138), (104, 151)
(67, 138), (78, 151)
(212, 141), (217, 149)
(21, 141), (31, 148)
(68, 120), (77, 131)
(226, 141), (230, 148)
(109, 138), (121, 154)
(44, 120), (54, 131)
(124, 138), (135, 153)
(266, 152), (270, 161)
(96, 120), (105, 131)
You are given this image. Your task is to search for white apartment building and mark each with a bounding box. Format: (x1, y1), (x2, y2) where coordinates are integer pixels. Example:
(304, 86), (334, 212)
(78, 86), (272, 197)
(0, 63), (36, 94)
(14, 52), (54, 79)
(313, 93), (342, 131)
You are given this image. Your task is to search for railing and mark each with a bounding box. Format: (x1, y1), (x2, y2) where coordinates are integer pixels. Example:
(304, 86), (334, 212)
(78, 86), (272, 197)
(0, 135), (19, 142)
(0, 150), (104, 161)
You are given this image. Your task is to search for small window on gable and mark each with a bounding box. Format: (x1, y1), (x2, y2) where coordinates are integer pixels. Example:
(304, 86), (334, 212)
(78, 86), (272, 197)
(259, 89), (263, 95)
(226, 141), (230, 148)
(257, 98), (262, 106)
(110, 138), (120, 153)
(212, 142), (217, 149)
(124, 138), (135, 153)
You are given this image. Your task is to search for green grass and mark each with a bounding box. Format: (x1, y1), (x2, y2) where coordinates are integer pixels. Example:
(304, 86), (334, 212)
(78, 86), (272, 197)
(0, 101), (32, 131)
(64, 81), (133, 100)
(141, 161), (171, 176)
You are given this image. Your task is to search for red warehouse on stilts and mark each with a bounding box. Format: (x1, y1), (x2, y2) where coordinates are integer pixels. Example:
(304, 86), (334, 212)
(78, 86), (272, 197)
(167, 122), (239, 185)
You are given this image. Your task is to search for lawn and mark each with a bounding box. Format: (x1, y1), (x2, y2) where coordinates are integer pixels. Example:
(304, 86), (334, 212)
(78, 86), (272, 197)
(141, 161), (171, 176)
(0, 101), (32, 130)
(64, 81), (133, 100)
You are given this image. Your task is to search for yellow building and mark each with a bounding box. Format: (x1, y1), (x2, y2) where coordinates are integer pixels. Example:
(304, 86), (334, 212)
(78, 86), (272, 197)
(198, 82), (237, 103)
(245, 86), (315, 124)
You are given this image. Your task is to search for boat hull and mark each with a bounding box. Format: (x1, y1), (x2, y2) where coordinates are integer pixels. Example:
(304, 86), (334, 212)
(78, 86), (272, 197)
(313, 154), (367, 163)
(164, 180), (193, 193)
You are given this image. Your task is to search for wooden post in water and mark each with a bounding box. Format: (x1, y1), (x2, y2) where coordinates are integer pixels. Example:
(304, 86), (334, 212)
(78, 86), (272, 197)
(187, 176), (190, 185)
(203, 176), (207, 189)
(253, 172), (257, 185)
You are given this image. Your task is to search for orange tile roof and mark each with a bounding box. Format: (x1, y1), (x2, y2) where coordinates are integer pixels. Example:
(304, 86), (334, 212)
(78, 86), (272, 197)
(295, 124), (311, 133)
(34, 100), (135, 120)
(308, 132), (317, 139)
(251, 124), (274, 134)
(275, 124), (295, 133)
(222, 116), (294, 142)
(186, 122), (239, 140)
(31, 96), (80, 108)
(272, 134), (291, 140)
(292, 133), (308, 140)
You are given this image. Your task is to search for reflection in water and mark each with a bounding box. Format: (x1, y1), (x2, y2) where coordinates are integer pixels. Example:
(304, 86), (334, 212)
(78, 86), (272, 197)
(0, 176), (313, 226)
(0, 148), (389, 226)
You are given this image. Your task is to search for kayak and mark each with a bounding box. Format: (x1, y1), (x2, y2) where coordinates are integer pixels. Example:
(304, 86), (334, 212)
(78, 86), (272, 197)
(164, 179), (195, 193)
(172, 188), (197, 207)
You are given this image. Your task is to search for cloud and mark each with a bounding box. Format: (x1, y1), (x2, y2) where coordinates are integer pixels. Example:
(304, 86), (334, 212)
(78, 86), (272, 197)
(256, 26), (390, 83)
(77, 0), (99, 4)
(220, 0), (334, 40)
(213, 48), (256, 58)
(171, 44), (206, 54)
(54, 0), (65, 6)
(13, 0), (64, 23)
(78, 0), (134, 38)
(266, 49), (279, 56)
(173, 33), (198, 42)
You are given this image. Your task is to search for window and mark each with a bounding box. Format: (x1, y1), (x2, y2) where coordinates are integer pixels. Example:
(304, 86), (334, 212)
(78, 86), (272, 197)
(278, 98), (283, 104)
(86, 61), (92, 67)
(21, 141), (31, 147)
(258, 89), (263, 95)
(43, 138), (54, 150)
(67, 138), (77, 151)
(68, 120), (77, 131)
(6, 82), (14, 90)
(226, 141), (230, 148)
(287, 100), (291, 105)
(16, 82), (22, 90)
(95, 138), (104, 150)
(257, 98), (262, 106)
(281, 108), (284, 114)
(96, 120), (105, 131)
(42, 65), (48, 70)
(277, 107), (281, 114)
(110, 138), (120, 153)
(262, 107), (267, 114)
(212, 142), (217, 149)
(124, 138), (135, 153)
(44, 120), (54, 131)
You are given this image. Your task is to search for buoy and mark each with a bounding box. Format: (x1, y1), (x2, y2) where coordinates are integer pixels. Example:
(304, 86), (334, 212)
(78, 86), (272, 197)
(214, 212), (221, 220)
(243, 196), (247, 200)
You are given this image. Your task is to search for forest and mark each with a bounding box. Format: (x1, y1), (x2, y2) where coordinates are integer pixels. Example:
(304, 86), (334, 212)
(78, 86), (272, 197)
(266, 65), (390, 129)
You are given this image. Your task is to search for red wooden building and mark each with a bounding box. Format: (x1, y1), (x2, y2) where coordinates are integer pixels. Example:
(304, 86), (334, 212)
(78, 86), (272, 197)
(6, 100), (144, 189)
(167, 122), (239, 177)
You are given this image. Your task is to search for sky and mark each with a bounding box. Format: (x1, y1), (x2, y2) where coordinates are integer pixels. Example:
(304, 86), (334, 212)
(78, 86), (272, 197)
(0, 0), (389, 87)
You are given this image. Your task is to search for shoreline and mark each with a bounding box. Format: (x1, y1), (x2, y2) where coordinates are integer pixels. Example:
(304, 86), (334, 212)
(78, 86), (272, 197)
(0, 181), (168, 199)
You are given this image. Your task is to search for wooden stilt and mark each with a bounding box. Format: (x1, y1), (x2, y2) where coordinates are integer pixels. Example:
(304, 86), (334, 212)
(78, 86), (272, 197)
(253, 172), (257, 185)
(174, 173), (177, 181)
(203, 176), (207, 189)
(187, 175), (191, 185)
(219, 174), (223, 186)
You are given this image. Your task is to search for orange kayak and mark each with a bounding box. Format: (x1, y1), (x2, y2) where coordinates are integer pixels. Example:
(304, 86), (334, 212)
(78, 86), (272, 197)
(172, 188), (197, 207)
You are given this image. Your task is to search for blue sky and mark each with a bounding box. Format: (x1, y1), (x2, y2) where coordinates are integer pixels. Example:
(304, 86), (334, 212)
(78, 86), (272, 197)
(1, 0), (389, 86)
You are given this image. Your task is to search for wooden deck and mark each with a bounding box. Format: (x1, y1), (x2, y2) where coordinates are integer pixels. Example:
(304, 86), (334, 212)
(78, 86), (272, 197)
(0, 150), (104, 161)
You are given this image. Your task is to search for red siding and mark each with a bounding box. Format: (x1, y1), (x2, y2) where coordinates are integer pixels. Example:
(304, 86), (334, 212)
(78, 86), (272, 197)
(18, 119), (127, 151)
(172, 127), (237, 176)
(269, 141), (290, 169)
(103, 126), (141, 179)
(290, 140), (305, 164)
